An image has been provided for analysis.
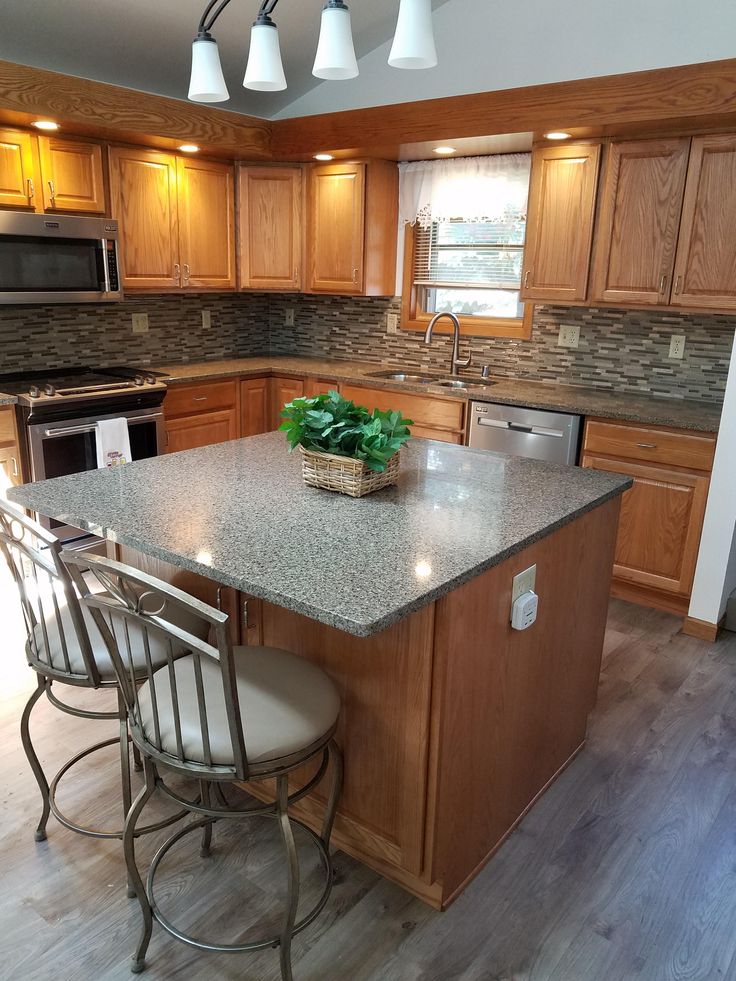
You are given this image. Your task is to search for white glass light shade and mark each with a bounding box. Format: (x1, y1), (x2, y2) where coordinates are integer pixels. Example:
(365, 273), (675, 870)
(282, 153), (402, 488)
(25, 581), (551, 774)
(188, 36), (229, 102)
(388, 0), (438, 70)
(313, 4), (359, 80)
(244, 21), (287, 91)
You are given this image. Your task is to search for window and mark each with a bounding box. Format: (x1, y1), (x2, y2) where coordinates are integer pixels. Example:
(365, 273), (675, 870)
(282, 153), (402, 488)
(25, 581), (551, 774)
(399, 153), (532, 339)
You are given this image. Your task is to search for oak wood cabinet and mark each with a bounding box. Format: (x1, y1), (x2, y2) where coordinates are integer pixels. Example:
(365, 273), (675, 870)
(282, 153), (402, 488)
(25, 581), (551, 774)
(590, 138), (690, 305)
(270, 376), (305, 430)
(0, 406), (22, 498)
(238, 165), (303, 291)
(306, 160), (398, 297)
(0, 127), (37, 210)
(110, 147), (235, 291)
(580, 418), (716, 614)
(520, 143), (601, 303)
(240, 377), (270, 436)
(341, 384), (465, 444)
(303, 377), (339, 398)
(164, 379), (239, 453)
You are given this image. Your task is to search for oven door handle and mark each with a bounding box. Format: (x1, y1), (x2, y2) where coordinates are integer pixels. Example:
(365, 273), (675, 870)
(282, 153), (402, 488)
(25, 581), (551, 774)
(43, 414), (162, 438)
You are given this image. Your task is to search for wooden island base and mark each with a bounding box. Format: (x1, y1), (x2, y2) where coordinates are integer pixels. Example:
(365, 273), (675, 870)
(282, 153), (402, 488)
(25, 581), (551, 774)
(239, 497), (621, 909)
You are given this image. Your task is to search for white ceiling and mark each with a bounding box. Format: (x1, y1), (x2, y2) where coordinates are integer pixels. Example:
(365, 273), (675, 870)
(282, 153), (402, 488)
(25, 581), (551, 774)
(1, 0), (452, 120)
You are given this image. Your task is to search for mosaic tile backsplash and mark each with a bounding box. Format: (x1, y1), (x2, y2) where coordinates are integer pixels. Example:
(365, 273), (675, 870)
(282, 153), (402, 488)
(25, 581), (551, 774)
(0, 291), (732, 405)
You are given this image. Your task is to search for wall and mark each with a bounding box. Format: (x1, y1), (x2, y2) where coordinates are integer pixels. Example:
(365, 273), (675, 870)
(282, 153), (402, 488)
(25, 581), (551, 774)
(276, 0), (736, 119)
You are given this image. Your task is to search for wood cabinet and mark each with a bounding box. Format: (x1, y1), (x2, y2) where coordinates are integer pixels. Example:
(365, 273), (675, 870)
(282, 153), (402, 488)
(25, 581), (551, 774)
(303, 377), (339, 398)
(590, 139), (690, 305)
(341, 384), (465, 444)
(671, 134), (736, 311)
(164, 379), (239, 453)
(306, 160), (398, 297)
(0, 128), (39, 210)
(581, 418), (716, 614)
(270, 376), (305, 430)
(520, 143), (601, 303)
(0, 406), (22, 499)
(240, 377), (270, 436)
(37, 136), (106, 213)
(239, 165), (303, 291)
(110, 147), (235, 291)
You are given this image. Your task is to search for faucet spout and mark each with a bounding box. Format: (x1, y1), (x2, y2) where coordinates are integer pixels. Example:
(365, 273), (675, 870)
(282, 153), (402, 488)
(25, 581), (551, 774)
(424, 312), (472, 376)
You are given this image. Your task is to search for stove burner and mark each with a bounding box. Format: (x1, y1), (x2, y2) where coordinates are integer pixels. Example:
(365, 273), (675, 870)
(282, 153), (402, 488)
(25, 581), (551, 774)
(0, 365), (167, 407)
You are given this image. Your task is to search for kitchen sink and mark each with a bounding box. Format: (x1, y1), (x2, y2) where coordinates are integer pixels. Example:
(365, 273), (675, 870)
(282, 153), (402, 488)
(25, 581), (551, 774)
(366, 369), (437, 383)
(436, 378), (498, 389)
(366, 368), (498, 389)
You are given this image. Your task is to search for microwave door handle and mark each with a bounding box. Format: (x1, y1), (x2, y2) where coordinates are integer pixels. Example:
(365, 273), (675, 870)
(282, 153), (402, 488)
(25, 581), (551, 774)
(101, 238), (111, 294)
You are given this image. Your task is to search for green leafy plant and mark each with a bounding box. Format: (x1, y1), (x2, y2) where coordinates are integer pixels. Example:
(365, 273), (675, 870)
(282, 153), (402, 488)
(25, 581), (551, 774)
(280, 390), (413, 472)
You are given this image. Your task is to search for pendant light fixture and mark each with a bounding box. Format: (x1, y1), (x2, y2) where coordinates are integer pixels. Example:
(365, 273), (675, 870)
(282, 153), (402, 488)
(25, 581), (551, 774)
(188, 0), (437, 103)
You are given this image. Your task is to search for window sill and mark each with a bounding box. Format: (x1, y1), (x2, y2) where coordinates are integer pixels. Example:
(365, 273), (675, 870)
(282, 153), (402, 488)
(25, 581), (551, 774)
(400, 306), (533, 340)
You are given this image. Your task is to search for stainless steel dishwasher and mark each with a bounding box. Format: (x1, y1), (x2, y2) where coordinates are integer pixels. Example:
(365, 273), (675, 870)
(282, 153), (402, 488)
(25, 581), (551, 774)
(467, 401), (581, 465)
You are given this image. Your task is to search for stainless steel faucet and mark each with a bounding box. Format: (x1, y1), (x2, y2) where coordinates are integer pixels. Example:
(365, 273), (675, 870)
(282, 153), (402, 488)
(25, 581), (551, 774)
(424, 312), (472, 376)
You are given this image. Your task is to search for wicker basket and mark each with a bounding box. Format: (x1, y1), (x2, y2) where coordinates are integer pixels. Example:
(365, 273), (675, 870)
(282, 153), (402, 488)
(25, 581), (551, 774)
(299, 445), (400, 498)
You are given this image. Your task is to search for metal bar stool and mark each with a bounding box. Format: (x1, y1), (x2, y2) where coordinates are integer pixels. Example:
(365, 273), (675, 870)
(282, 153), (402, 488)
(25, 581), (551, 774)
(65, 551), (343, 981)
(0, 501), (193, 860)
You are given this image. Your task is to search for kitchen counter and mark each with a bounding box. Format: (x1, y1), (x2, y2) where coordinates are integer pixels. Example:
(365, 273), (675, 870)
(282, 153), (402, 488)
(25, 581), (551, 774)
(153, 356), (723, 433)
(0, 394), (17, 405)
(9, 432), (630, 636)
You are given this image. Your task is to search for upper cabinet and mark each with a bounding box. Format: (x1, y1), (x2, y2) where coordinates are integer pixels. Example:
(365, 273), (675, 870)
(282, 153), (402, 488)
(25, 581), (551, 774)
(0, 127), (105, 214)
(306, 159), (398, 297)
(590, 139), (690, 306)
(671, 135), (736, 311)
(520, 143), (601, 303)
(109, 147), (235, 292)
(239, 165), (303, 291)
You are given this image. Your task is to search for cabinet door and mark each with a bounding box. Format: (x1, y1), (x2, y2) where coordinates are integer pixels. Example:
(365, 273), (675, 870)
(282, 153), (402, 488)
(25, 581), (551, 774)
(591, 139), (690, 305)
(240, 377), (270, 436)
(581, 452), (709, 597)
(271, 376), (305, 430)
(0, 128), (38, 210)
(672, 134), (736, 310)
(165, 409), (238, 454)
(0, 444), (22, 498)
(38, 137), (106, 214)
(307, 162), (365, 294)
(521, 143), (600, 303)
(177, 157), (235, 290)
(239, 166), (302, 291)
(303, 377), (338, 398)
(341, 384), (466, 443)
(109, 147), (180, 290)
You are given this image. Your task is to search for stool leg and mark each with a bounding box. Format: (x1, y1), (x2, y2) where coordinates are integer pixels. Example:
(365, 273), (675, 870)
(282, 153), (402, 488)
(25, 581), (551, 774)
(132, 741), (143, 772)
(276, 774), (299, 981)
(118, 690), (135, 896)
(125, 758), (156, 974)
(199, 781), (213, 858)
(321, 739), (343, 849)
(20, 675), (51, 842)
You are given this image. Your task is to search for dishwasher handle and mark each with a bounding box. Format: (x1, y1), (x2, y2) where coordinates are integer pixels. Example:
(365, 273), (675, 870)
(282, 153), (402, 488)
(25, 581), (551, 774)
(477, 417), (565, 438)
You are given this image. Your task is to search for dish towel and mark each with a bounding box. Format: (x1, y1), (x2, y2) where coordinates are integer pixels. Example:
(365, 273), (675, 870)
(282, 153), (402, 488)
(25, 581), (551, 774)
(96, 418), (132, 469)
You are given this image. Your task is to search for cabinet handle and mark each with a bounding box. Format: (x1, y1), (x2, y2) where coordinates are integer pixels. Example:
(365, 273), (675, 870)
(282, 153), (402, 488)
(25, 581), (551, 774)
(48, 179), (56, 202)
(659, 274), (667, 294)
(216, 587), (223, 611)
(674, 275), (682, 295)
(524, 270), (531, 289)
(27, 178), (35, 201)
(183, 263), (190, 286)
(11, 457), (18, 478)
(192, 395), (208, 402)
(351, 267), (359, 285)
(243, 599), (250, 630)
(294, 266), (299, 283)
(174, 263), (181, 285)
(636, 442), (657, 449)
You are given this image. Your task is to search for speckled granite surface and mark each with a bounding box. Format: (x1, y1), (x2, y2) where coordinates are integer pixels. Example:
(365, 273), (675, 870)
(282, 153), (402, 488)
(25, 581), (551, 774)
(0, 395), (17, 405)
(9, 433), (630, 637)
(154, 357), (723, 433)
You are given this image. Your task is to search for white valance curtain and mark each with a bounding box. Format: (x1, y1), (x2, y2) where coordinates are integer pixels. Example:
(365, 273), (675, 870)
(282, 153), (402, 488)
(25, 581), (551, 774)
(398, 153), (531, 228)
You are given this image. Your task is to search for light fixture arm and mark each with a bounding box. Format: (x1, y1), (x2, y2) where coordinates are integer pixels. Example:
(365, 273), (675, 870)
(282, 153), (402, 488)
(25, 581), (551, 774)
(198, 0), (281, 36)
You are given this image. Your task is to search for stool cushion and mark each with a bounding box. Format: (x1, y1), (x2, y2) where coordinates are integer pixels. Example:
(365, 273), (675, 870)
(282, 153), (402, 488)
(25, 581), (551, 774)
(137, 646), (341, 767)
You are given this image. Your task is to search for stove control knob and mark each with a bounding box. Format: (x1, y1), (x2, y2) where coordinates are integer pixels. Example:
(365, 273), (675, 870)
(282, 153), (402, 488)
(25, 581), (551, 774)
(133, 375), (145, 386)
(145, 374), (156, 385)
(29, 385), (41, 399)
(44, 384), (56, 397)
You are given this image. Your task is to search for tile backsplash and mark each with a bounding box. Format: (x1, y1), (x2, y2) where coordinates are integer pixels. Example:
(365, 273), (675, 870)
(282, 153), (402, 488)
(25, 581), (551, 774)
(0, 291), (733, 405)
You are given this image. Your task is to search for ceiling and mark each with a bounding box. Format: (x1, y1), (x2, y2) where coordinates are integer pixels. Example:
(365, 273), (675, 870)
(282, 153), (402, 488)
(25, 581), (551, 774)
(1, 0), (452, 120)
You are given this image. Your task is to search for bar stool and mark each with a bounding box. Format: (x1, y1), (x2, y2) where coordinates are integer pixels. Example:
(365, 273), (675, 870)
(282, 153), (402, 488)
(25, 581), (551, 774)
(65, 551), (343, 981)
(0, 500), (195, 853)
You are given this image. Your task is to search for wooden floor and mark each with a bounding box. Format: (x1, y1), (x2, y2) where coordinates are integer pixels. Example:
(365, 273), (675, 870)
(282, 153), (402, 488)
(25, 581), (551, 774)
(2, 591), (736, 981)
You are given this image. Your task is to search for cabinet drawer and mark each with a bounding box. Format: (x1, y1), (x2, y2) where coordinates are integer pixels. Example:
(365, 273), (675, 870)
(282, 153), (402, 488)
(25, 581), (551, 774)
(583, 419), (716, 471)
(341, 385), (465, 434)
(164, 380), (238, 418)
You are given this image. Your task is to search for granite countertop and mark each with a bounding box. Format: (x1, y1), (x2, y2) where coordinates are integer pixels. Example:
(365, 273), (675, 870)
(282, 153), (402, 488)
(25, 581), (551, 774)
(9, 433), (631, 637)
(153, 357), (723, 434)
(0, 395), (17, 406)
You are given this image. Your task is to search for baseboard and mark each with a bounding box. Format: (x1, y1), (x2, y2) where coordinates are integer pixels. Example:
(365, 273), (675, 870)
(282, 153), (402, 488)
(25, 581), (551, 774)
(610, 579), (690, 616)
(682, 615), (723, 643)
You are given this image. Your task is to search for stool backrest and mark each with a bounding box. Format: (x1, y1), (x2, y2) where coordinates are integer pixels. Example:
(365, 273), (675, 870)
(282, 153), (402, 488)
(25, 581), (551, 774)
(0, 500), (100, 686)
(62, 551), (249, 781)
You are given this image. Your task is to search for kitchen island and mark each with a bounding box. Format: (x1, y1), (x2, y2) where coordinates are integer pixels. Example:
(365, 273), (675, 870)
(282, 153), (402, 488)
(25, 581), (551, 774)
(10, 434), (630, 908)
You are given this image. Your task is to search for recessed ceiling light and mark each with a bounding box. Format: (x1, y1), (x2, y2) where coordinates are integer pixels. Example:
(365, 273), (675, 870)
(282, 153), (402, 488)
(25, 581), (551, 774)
(314, 153), (334, 161)
(433, 146), (456, 155)
(178, 144), (200, 153)
(544, 131), (571, 140)
(32, 120), (59, 131)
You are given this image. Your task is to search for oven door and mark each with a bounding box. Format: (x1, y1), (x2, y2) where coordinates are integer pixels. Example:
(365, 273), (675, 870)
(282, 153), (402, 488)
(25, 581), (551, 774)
(27, 407), (164, 541)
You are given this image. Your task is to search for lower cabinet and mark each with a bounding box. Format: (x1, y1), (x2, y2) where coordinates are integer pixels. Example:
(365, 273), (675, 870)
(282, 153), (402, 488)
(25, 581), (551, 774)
(0, 406), (22, 499)
(240, 377), (270, 436)
(580, 418), (716, 614)
(340, 384), (466, 444)
(163, 379), (239, 452)
(270, 375), (305, 430)
(303, 377), (339, 398)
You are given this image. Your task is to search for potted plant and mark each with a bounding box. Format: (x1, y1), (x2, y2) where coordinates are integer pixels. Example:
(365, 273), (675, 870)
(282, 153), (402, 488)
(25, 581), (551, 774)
(280, 390), (413, 498)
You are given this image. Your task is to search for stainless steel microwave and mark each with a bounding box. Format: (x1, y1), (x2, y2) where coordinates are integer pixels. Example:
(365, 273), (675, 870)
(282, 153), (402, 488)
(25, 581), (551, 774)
(0, 211), (122, 304)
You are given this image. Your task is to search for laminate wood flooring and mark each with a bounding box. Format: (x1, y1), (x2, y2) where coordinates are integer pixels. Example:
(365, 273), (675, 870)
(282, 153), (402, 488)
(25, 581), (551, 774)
(2, 591), (735, 981)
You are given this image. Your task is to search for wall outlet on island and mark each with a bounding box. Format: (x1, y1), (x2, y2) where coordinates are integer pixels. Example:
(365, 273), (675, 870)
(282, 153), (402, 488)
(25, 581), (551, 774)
(387, 312), (399, 334)
(558, 324), (580, 348)
(284, 307), (295, 327)
(131, 313), (148, 334)
(669, 334), (686, 359)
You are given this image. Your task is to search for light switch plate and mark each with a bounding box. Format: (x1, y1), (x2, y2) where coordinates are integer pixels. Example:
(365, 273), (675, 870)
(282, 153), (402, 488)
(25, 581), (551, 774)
(284, 308), (295, 327)
(669, 334), (686, 359)
(512, 564), (537, 605)
(558, 325), (580, 348)
(387, 312), (399, 334)
(202, 309), (212, 329)
(131, 313), (148, 334)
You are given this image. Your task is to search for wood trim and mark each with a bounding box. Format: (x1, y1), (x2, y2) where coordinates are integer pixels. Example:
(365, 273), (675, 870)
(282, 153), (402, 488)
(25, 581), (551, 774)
(681, 615), (723, 643)
(610, 579), (690, 616)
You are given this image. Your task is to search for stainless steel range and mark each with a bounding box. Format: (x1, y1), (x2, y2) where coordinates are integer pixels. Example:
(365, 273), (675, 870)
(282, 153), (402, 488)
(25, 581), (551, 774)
(3, 366), (167, 542)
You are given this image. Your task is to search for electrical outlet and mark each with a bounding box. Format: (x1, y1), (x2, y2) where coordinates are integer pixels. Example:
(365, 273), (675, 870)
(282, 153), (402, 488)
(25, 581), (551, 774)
(387, 312), (399, 334)
(202, 309), (212, 329)
(284, 308), (295, 327)
(131, 313), (149, 334)
(511, 564), (537, 605)
(558, 325), (580, 348)
(669, 334), (686, 359)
